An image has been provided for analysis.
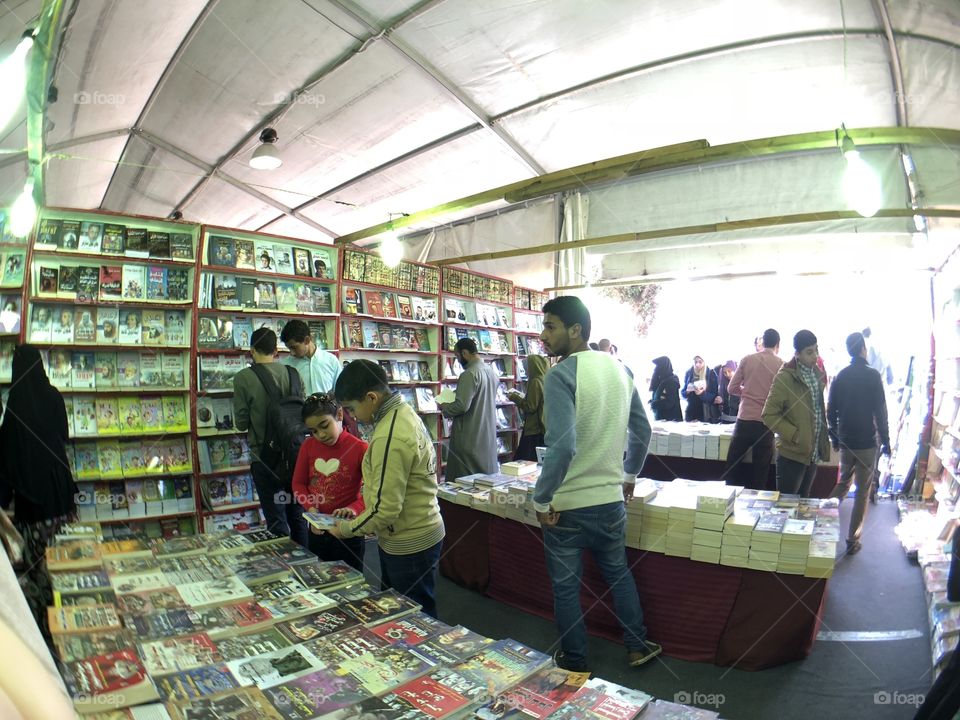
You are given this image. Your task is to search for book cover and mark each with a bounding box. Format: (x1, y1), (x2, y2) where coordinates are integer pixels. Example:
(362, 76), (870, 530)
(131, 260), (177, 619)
(208, 236), (236, 267)
(391, 666), (488, 717)
(48, 353), (72, 391)
(60, 220), (81, 250)
(293, 560), (364, 591)
(225, 643), (324, 689)
(341, 589), (420, 626)
(139, 632), (223, 676)
(343, 287), (362, 314)
(71, 351), (96, 389)
(93, 306), (118, 344)
(160, 352), (186, 387)
(276, 281), (297, 312)
(256, 243), (277, 273)
(275, 608), (360, 644)
(51, 306), (74, 343)
(72, 397), (98, 436)
(478, 667), (590, 719)
(118, 309), (143, 345)
(53, 630), (133, 664)
(48, 604), (121, 634)
(140, 396), (164, 432)
(73, 441), (100, 479)
(117, 351), (140, 387)
(45, 541), (102, 571)
(216, 628), (292, 662)
(312, 247), (334, 279)
(311, 285), (332, 313)
(146, 265), (168, 300)
(37, 218), (61, 247)
(142, 308), (166, 345)
(261, 670), (365, 719)
(255, 281), (278, 310)
(179, 576), (255, 609)
(164, 310), (186, 346)
(235, 239), (256, 269)
(119, 441), (146, 477)
(167, 267), (190, 301)
(121, 263), (146, 300)
(148, 230), (171, 258)
(163, 396), (189, 432)
(170, 232), (194, 260)
(451, 639), (551, 693)
(369, 611), (450, 646)
(63, 648), (160, 712)
(57, 264), (78, 299)
(232, 316), (254, 349)
(101, 223), (125, 253)
(293, 247), (311, 277)
(51, 568), (111, 594)
(155, 664), (239, 702)
(338, 642), (435, 696)
(78, 221), (103, 253)
(365, 291), (385, 316)
(123, 227), (148, 255)
(118, 396), (143, 434)
(105, 554), (162, 578)
(98, 265), (123, 302)
(28, 306), (52, 343)
(214, 274), (240, 309)
(72, 307), (96, 343)
(0, 252), (25, 288)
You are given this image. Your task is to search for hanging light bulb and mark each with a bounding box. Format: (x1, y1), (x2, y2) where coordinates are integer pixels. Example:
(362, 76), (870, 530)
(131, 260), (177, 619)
(0, 32), (34, 134)
(380, 231), (403, 268)
(840, 133), (882, 218)
(10, 177), (36, 237)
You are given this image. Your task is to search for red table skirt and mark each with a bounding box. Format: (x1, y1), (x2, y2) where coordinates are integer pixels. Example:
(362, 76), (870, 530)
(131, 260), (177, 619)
(441, 502), (827, 670)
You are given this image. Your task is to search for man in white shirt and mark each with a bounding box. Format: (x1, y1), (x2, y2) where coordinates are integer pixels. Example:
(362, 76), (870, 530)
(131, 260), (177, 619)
(279, 319), (341, 395)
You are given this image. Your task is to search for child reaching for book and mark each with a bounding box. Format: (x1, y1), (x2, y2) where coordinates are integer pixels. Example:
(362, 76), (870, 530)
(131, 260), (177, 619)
(292, 392), (368, 570)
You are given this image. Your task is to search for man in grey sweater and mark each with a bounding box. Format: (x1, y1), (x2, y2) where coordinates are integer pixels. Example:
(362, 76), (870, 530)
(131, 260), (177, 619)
(233, 327), (306, 546)
(534, 296), (659, 673)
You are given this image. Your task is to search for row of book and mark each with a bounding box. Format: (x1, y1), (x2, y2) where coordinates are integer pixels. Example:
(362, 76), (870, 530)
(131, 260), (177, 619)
(343, 286), (439, 323)
(343, 248), (441, 294)
(37, 218), (194, 259)
(0, 293), (20, 333)
(441, 356), (512, 380)
(342, 318), (432, 351)
(377, 358), (436, 383)
(69, 437), (193, 480)
(29, 305), (189, 346)
(75, 478), (195, 521)
(44, 528), (707, 719)
(35, 262), (191, 303)
(514, 310), (544, 332)
(44, 350), (187, 390)
(197, 436), (252, 474)
(100, 515), (200, 541)
(207, 235), (335, 279)
(650, 421), (736, 461)
(516, 334), (545, 356)
(443, 297), (513, 328)
(444, 325), (512, 354)
(198, 315), (331, 351)
(200, 273), (333, 314)
(917, 537), (959, 681)
(0, 250), (25, 287)
(203, 474), (258, 510)
(442, 266), (513, 304)
(514, 287), (550, 311)
(64, 395), (189, 437)
(197, 354), (247, 392)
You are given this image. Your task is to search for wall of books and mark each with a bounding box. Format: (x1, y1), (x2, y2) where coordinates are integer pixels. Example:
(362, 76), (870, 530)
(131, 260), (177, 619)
(340, 248), (443, 450)
(196, 226), (341, 532)
(512, 286), (548, 419)
(27, 208), (199, 539)
(440, 267), (519, 469)
(0, 208), (26, 388)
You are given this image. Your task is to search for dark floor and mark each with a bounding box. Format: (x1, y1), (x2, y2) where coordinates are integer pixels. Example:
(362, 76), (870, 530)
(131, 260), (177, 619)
(368, 499), (934, 720)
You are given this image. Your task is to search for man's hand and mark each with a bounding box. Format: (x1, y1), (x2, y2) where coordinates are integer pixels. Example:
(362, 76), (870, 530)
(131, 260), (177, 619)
(537, 509), (560, 527)
(325, 523), (344, 539)
(623, 482), (635, 503)
(714, 396), (723, 405)
(332, 507), (356, 519)
(880, 444), (891, 457)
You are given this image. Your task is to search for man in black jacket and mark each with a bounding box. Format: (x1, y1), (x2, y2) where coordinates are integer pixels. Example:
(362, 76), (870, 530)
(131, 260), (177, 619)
(826, 331), (890, 555)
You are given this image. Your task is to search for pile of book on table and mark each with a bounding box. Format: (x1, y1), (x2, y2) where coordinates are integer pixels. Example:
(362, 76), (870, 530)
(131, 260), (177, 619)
(46, 526), (725, 718)
(648, 421), (735, 461)
(917, 530), (959, 682)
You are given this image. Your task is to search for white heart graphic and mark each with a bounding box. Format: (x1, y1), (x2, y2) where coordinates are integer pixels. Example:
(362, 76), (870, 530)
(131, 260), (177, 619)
(314, 458), (341, 476)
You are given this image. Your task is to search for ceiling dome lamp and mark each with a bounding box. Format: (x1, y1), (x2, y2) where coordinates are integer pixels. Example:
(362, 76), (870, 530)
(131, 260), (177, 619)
(250, 127), (282, 169)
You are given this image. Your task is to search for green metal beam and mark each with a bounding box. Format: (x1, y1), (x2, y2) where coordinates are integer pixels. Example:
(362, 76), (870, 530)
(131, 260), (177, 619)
(26, 0), (66, 201)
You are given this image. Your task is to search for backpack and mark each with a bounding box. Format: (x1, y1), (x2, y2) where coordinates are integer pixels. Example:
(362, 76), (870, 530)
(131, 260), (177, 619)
(251, 364), (307, 491)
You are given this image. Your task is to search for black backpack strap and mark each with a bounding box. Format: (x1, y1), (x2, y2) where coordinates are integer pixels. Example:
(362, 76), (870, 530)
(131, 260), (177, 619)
(284, 364), (303, 398)
(251, 363), (281, 403)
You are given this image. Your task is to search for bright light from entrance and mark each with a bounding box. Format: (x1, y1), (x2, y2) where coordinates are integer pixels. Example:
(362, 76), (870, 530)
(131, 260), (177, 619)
(380, 233), (403, 268)
(10, 177), (36, 237)
(0, 35), (34, 134)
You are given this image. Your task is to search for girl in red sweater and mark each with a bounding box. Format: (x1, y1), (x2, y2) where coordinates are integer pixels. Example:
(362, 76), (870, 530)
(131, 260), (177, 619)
(292, 393), (368, 570)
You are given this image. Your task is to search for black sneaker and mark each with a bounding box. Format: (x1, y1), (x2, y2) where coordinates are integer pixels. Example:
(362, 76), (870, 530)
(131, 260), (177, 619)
(846, 540), (862, 555)
(627, 641), (662, 667)
(553, 648), (589, 673)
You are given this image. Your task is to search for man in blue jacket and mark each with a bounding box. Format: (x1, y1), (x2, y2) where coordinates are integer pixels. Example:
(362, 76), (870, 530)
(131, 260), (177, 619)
(534, 295), (659, 672)
(826, 331), (890, 555)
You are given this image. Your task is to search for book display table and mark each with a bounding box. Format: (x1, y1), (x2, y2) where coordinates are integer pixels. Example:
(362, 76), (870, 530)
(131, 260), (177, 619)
(439, 501), (828, 671)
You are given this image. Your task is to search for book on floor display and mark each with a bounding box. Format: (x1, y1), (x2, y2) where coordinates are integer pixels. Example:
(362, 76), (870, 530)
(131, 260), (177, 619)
(340, 589), (421, 626)
(52, 630), (134, 664)
(48, 604), (121, 635)
(275, 607), (360, 644)
(155, 663), (240, 703)
(63, 648), (161, 713)
(139, 632), (223, 676)
(451, 639), (551, 693)
(261, 669), (366, 719)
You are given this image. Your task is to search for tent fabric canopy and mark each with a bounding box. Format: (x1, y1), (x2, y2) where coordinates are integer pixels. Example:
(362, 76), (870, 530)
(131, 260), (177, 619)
(1, 0), (959, 282)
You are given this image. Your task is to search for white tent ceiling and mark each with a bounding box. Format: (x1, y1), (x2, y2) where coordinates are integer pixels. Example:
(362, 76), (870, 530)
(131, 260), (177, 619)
(1, 0), (959, 283)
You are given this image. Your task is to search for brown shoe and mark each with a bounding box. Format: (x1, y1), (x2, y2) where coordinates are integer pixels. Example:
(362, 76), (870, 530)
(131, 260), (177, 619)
(627, 641), (662, 667)
(846, 540), (862, 555)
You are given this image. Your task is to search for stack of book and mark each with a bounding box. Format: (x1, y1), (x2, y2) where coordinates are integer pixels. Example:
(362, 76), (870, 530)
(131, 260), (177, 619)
(778, 518), (815, 574)
(639, 494), (671, 553)
(624, 479), (657, 548)
(664, 488), (697, 558)
(720, 510), (758, 568)
(649, 421), (736, 461)
(691, 484), (736, 564)
(749, 512), (787, 571)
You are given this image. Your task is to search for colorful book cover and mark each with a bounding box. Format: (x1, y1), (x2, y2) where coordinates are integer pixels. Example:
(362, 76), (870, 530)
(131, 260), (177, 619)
(78, 221), (103, 253)
(98, 265), (122, 301)
(28, 306), (52, 343)
(116, 351), (140, 387)
(477, 667), (590, 719)
(63, 648), (160, 712)
(170, 233), (194, 260)
(148, 230), (171, 258)
(146, 265), (168, 300)
(36, 218), (61, 247)
(167, 267), (190, 301)
(95, 398), (121, 434)
(118, 308), (142, 345)
(121, 263), (146, 300)
(261, 670), (365, 719)
(225, 643), (324, 688)
(118, 397), (143, 434)
(165, 309), (187, 346)
(140, 396), (164, 432)
(311, 247), (334, 279)
(71, 352), (96, 389)
(57, 264), (78, 299)
(96, 441), (123, 479)
(293, 247), (311, 277)
(275, 608), (359, 644)
(255, 243), (277, 273)
(124, 227), (148, 255)
(139, 353), (162, 387)
(139, 632), (223, 676)
(340, 589), (420, 626)
(51, 306), (74, 343)
(369, 611), (450, 647)
(142, 308), (166, 345)
(48, 605), (121, 635)
(208, 236), (236, 267)
(215, 628), (292, 662)
(155, 664), (239, 702)
(60, 220), (81, 250)
(235, 239), (256, 269)
(451, 639), (551, 693)
(276, 281), (297, 312)
(163, 396), (189, 432)
(95, 306), (119, 344)
(101, 223), (125, 254)
(53, 631), (133, 664)
(343, 287), (362, 314)
(160, 352), (186, 387)
(255, 280), (278, 310)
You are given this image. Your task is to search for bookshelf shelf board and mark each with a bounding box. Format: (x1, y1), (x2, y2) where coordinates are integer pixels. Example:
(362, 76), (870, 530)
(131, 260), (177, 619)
(340, 347), (435, 355)
(339, 279), (439, 298)
(203, 502), (261, 515)
(342, 311), (439, 327)
(196, 429), (244, 438)
(77, 470), (194, 482)
(199, 466), (251, 478)
(203, 267), (336, 285)
(196, 390), (234, 397)
(32, 249), (195, 267)
(95, 510), (197, 525)
(61, 387), (189, 395)
(69, 429), (191, 440)
(28, 342), (191, 352)
(201, 307), (337, 319)
(30, 296), (192, 309)
(442, 319), (513, 332)
(441, 290), (513, 308)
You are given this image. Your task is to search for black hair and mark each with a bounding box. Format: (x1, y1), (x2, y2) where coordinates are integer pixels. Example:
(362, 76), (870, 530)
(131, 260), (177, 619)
(542, 296), (591, 341)
(280, 319), (309, 344)
(251, 327), (277, 355)
(793, 329), (818, 353)
(454, 337), (477, 354)
(862, 326), (872, 339)
(588, 342), (599, 350)
(335, 359), (390, 402)
(302, 392), (341, 421)
(762, 328), (780, 349)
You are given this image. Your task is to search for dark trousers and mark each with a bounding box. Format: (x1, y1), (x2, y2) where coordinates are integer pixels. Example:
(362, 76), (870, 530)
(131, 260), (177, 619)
(377, 540), (443, 619)
(307, 529), (365, 572)
(914, 649), (960, 720)
(250, 461), (308, 548)
(515, 432), (544, 462)
(776, 456), (817, 497)
(724, 419), (775, 489)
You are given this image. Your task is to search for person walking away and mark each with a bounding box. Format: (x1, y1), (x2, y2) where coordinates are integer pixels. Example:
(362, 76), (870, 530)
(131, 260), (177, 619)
(0, 345), (77, 642)
(826, 332), (890, 554)
(762, 330), (830, 497)
(724, 329), (783, 489)
(649, 356), (682, 422)
(508, 355), (548, 461)
(438, 338), (499, 481)
(534, 296), (660, 672)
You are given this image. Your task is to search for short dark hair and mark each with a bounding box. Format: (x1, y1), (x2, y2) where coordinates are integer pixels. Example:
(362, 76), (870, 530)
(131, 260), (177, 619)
(793, 329), (818, 353)
(542, 296), (591, 342)
(302, 392), (341, 421)
(454, 337), (477, 354)
(251, 327), (277, 355)
(335, 359), (390, 402)
(861, 326), (872, 339)
(846, 332), (866, 358)
(280, 319), (309, 344)
(762, 329), (780, 349)
(588, 342), (599, 350)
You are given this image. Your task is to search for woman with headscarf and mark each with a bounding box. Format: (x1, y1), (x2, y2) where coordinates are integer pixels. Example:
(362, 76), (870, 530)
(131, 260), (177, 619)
(0, 345), (77, 639)
(508, 354), (549, 461)
(649, 356), (683, 421)
(682, 355), (719, 422)
(716, 360), (740, 423)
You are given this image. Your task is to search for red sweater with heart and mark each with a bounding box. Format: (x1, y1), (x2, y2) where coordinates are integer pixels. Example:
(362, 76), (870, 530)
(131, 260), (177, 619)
(292, 431), (368, 515)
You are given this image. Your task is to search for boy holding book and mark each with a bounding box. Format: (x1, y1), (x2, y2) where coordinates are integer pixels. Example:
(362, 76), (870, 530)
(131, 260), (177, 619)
(329, 360), (445, 617)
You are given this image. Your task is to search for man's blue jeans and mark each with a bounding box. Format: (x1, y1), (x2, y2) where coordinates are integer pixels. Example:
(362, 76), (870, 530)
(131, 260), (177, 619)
(377, 540), (443, 619)
(542, 501), (648, 668)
